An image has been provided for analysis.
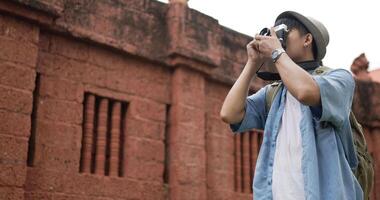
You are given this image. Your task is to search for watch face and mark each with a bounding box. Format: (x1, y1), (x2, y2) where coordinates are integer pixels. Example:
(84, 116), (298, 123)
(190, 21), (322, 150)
(272, 50), (278, 59)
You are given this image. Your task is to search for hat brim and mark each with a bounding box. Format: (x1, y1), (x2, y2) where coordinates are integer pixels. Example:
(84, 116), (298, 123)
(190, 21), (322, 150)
(276, 11), (326, 61)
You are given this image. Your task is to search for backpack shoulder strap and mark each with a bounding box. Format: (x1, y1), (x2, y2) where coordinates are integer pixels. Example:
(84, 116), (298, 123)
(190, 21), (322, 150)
(312, 65), (333, 75)
(265, 65), (333, 112)
(265, 81), (282, 113)
(349, 111), (368, 149)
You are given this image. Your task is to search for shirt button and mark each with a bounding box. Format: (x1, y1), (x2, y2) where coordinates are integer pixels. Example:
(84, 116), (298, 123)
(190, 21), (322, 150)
(269, 162), (273, 167)
(268, 180), (272, 185)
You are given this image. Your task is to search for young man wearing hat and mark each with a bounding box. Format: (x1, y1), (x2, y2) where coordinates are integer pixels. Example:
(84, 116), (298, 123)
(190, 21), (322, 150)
(220, 11), (363, 200)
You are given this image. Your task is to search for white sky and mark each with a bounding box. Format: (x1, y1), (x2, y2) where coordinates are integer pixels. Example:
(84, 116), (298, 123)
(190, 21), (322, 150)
(157, 0), (380, 71)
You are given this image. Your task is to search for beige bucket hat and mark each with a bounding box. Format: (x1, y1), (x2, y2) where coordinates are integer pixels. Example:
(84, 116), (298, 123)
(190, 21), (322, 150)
(276, 11), (330, 61)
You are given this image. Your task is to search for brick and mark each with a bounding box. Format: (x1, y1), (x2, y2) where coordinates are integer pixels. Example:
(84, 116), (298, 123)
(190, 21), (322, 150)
(32, 143), (80, 173)
(233, 192), (253, 199)
(206, 115), (233, 137)
(39, 75), (83, 103)
(205, 80), (229, 100)
(0, 36), (38, 67)
(172, 67), (205, 108)
(24, 168), (68, 193)
(0, 187), (24, 200)
(170, 184), (207, 200)
(173, 104), (205, 125)
(207, 170), (234, 191)
(170, 143), (205, 166)
(205, 97), (223, 117)
(88, 45), (128, 70)
(36, 97), (82, 125)
(124, 157), (164, 182)
(169, 123), (204, 147)
(0, 85), (33, 114)
(207, 149), (234, 172)
(24, 192), (54, 200)
(50, 35), (89, 61)
(129, 98), (166, 122)
(35, 120), (81, 149)
(0, 109), (30, 137)
(0, 164), (26, 187)
(82, 63), (107, 87)
(207, 190), (234, 200)
(0, 14), (39, 44)
(0, 135), (28, 164)
(53, 194), (115, 200)
(37, 52), (106, 87)
(107, 71), (170, 102)
(140, 181), (166, 200)
(125, 117), (165, 140)
(125, 137), (165, 162)
(25, 168), (145, 198)
(26, 193), (116, 200)
(104, 69), (129, 91)
(37, 52), (84, 80)
(105, 65), (171, 103)
(170, 163), (206, 185)
(0, 61), (36, 91)
(62, 175), (144, 199)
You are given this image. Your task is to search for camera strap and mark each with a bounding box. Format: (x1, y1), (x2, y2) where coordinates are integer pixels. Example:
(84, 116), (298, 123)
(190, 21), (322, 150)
(256, 60), (320, 81)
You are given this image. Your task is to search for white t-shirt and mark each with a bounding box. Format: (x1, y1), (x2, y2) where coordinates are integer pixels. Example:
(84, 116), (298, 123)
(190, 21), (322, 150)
(272, 90), (305, 200)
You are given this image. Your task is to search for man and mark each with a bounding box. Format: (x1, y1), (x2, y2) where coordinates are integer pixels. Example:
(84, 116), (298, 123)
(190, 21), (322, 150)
(220, 11), (363, 200)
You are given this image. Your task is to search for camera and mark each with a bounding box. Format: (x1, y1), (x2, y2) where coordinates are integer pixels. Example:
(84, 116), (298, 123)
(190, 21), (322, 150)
(259, 24), (289, 49)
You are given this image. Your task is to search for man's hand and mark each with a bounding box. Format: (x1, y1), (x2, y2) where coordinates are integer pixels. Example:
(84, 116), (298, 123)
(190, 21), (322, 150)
(254, 27), (283, 58)
(246, 37), (265, 64)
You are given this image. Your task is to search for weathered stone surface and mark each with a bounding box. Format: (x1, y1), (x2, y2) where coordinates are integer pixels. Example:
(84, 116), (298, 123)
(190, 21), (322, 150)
(0, 0), (378, 199)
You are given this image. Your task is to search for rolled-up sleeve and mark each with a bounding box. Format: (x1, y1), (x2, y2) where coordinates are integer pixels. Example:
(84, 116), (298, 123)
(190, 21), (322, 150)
(229, 85), (268, 133)
(311, 69), (355, 129)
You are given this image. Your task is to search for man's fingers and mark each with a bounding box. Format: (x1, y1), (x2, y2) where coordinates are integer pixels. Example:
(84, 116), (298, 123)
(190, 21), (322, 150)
(270, 27), (278, 38)
(247, 39), (260, 51)
(248, 37), (259, 46)
(254, 34), (270, 41)
(247, 40), (255, 48)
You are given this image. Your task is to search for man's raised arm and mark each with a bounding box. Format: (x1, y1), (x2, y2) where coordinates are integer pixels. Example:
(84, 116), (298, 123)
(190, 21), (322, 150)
(220, 40), (263, 124)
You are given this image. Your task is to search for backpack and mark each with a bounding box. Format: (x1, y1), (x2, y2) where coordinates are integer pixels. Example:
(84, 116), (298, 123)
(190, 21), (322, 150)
(264, 66), (375, 200)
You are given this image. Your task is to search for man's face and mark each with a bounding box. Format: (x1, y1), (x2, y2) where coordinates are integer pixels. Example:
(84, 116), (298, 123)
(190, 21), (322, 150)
(284, 28), (312, 62)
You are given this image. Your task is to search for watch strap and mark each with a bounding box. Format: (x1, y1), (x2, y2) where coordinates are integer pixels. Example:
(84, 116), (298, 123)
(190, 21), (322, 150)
(272, 48), (286, 63)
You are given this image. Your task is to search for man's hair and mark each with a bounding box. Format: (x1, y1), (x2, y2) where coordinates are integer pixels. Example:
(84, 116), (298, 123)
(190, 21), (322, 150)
(275, 17), (318, 59)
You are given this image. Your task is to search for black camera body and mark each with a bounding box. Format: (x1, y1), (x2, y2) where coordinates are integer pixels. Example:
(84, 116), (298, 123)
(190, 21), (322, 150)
(259, 24), (289, 49)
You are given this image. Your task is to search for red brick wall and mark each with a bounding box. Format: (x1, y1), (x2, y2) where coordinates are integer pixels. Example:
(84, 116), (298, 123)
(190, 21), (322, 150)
(24, 30), (172, 199)
(0, 10), (39, 199)
(0, 0), (378, 200)
(353, 80), (380, 200)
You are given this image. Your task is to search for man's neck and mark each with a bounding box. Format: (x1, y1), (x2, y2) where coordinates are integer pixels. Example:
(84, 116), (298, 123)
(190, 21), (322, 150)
(295, 57), (315, 63)
(296, 52), (315, 63)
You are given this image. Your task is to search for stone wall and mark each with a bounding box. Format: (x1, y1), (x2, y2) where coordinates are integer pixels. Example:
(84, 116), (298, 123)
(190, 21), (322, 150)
(0, 0), (378, 199)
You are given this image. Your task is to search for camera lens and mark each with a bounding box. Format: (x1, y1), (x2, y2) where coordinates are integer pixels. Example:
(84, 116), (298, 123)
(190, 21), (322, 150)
(259, 28), (270, 36)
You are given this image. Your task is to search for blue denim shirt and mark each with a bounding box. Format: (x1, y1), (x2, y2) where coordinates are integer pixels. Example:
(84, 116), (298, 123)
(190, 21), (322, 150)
(230, 68), (363, 200)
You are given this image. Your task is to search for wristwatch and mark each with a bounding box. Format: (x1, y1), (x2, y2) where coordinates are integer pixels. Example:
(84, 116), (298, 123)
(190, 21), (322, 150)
(271, 48), (286, 63)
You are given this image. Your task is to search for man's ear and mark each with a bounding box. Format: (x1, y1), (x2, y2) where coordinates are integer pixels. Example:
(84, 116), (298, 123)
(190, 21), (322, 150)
(304, 33), (313, 47)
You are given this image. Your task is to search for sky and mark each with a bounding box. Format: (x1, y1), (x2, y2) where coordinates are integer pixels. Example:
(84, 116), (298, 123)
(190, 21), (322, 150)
(157, 0), (380, 71)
